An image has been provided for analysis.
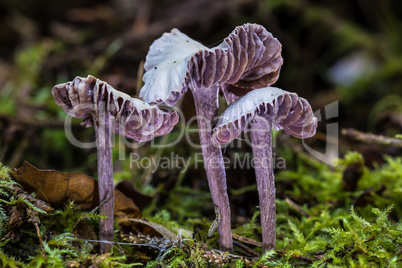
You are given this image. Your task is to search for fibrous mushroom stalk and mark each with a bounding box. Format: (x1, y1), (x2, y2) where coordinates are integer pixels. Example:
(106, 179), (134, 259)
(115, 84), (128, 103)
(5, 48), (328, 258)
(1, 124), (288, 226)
(95, 103), (114, 254)
(250, 118), (276, 252)
(193, 86), (233, 252)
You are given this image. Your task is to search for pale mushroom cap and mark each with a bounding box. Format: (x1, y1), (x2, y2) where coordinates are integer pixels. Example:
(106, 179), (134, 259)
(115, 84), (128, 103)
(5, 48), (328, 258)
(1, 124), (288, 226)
(52, 75), (179, 142)
(139, 23), (283, 106)
(140, 29), (209, 105)
(212, 87), (317, 145)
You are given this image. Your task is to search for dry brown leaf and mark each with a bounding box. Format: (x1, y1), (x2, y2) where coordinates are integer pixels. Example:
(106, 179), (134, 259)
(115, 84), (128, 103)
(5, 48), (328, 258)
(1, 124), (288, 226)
(12, 161), (141, 218)
(115, 180), (152, 210)
(114, 190), (142, 219)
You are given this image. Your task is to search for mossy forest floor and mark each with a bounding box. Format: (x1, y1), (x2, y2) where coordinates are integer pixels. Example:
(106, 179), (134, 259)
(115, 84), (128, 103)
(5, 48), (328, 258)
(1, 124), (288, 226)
(1, 150), (402, 267)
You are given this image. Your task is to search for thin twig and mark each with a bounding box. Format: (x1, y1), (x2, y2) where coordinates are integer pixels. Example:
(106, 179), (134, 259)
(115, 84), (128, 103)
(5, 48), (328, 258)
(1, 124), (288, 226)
(285, 197), (311, 218)
(365, 236), (375, 243)
(342, 128), (402, 147)
(233, 240), (260, 257)
(0, 114), (66, 128)
(232, 233), (263, 247)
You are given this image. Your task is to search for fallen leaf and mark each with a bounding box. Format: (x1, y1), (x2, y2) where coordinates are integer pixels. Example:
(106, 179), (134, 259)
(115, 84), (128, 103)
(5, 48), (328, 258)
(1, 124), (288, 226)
(115, 180), (152, 210)
(114, 190), (141, 219)
(117, 218), (176, 239)
(12, 161), (141, 218)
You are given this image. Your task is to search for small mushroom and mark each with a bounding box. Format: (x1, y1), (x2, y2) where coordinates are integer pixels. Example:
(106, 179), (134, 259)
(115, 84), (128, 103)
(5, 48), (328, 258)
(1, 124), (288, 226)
(212, 87), (317, 252)
(52, 75), (178, 253)
(140, 23), (282, 251)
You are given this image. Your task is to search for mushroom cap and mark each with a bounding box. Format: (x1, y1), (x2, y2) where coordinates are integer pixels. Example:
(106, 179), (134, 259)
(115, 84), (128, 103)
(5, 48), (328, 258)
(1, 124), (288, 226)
(219, 24), (283, 104)
(139, 23), (283, 106)
(212, 87), (317, 145)
(140, 28), (208, 105)
(52, 75), (179, 142)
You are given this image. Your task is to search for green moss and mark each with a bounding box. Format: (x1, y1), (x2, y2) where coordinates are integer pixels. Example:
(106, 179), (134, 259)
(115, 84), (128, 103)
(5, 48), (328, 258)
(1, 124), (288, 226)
(1, 151), (402, 266)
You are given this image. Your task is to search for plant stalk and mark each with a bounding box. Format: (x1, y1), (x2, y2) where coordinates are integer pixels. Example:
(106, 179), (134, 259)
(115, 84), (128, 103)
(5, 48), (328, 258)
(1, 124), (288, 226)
(193, 86), (233, 252)
(250, 118), (276, 252)
(95, 103), (115, 254)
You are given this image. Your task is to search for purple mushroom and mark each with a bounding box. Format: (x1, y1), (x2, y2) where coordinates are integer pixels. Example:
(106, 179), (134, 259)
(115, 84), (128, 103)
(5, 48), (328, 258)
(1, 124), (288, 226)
(52, 75), (178, 253)
(212, 87), (317, 252)
(139, 23), (282, 251)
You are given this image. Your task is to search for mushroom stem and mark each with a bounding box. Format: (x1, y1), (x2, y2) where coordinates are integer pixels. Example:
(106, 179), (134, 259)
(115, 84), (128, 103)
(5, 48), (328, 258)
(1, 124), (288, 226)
(94, 103), (115, 254)
(249, 118), (275, 252)
(193, 87), (233, 252)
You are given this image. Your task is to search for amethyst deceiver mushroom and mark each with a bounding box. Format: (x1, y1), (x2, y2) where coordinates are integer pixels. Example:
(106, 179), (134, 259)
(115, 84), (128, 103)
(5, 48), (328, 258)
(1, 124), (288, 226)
(52, 75), (178, 253)
(139, 23), (282, 251)
(212, 87), (317, 252)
